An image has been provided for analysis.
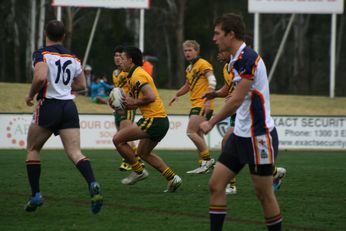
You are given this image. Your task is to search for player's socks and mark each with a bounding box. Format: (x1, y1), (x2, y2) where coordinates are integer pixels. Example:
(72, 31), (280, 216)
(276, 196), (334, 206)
(200, 150), (211, 161)
(209, 205), (227, 231)
(26, 160), (41, 196)
(162, 167), (176, 181)
(266, 214), (282, 231)
(272, 166), (278, 177)
(230, 177), (236, 187)
(197, 159), (203, 166)
(132, 161), (144, 174)
(75, 158), (96, 184)
(132, 145), (138, 153)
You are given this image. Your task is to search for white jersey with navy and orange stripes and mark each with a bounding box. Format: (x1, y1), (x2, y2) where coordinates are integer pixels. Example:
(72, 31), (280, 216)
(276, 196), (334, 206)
(230, 43), (275, 138)
(32, 44), (82, 100)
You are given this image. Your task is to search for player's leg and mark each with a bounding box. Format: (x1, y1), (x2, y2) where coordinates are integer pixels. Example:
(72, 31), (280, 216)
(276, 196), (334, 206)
(251, 169), (282, 231)
(209, 133), (244, 230)
(24, 123), (52, 212)
(113, 123), (149, 185)
(186, 109), (214, 173)
(60, 100), (102, 214)
(136, 138), (182, 192)
(250, 128), (282, 230)
(208, 162), (235, 231)
(59, 128), (103, 214)
(222, 126), (237, 194)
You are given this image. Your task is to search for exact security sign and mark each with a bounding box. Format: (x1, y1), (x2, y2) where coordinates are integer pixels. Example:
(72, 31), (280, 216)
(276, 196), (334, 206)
(248, 0), (344, 14)
(274, 116), (346, 149)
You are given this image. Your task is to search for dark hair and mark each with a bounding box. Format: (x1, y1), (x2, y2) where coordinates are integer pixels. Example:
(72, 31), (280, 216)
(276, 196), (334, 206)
(244, 34), (253, 48)
(45, 20), (65, 42)
(114, 46), (124, 53)
(123, 46), (143, 66)
(214, 13), (245, 40)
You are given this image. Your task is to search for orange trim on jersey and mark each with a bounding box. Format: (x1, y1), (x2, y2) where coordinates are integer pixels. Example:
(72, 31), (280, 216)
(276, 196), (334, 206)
(42, 51), (81, 63)
(43, 80), (48, 98)
(250, 89), (273, 164)
(251, 56), (261, 76)
(240, 74), (254, 80)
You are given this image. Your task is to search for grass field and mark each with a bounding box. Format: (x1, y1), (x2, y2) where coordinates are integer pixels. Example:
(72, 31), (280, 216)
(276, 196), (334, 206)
(1, 149), (345, 231)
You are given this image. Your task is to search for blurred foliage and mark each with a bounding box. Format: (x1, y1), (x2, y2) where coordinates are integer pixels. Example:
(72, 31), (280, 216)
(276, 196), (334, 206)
(1, 0), (346, 96)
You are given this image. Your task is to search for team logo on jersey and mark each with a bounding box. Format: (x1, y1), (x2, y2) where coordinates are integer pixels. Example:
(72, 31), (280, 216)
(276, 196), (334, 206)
(135, 80), (141, 90)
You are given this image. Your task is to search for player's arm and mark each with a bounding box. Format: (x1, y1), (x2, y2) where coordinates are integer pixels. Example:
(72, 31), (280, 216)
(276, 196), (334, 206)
(200, 78), (252, 134)
(168, 80), (189, 106)
(72, 71), (87, 92)
(203, 83), (229, 100)
(25, 62), (48, 106)
(124, 84), (155, 110)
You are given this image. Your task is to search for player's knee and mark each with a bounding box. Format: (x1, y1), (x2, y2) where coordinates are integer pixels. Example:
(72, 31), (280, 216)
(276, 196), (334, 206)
(254, 186), (272, 203)
(112, 134), (122, 147)
(208, 178), (223, 195)
(186, 132), (196, 140)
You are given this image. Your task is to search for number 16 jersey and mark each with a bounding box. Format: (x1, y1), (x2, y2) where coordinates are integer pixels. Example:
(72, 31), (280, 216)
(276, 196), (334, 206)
(32, 44), (83, 100)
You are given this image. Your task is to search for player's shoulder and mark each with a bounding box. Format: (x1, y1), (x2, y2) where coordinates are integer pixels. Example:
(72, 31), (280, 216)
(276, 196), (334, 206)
(240, 46), (258, 63)
(38, 45), (80, 60)
(197, 58), (212, 66)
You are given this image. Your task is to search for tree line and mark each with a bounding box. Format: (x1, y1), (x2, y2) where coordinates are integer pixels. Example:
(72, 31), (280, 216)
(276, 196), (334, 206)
(1, 0), (345, 96)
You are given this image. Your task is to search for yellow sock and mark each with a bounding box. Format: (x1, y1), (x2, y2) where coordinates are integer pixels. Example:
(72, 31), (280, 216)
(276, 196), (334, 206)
(229, 177), (236, 187)
(197, 159), (203, 166)
(162, 167), (176, 181)
(200, 150), (210, 161)
(272, 166), (278, 177)
(132, 161), (144, 174)
(132, 145), (137, 153)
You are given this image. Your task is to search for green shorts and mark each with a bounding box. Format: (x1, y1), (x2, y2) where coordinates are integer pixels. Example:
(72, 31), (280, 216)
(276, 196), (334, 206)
(114, 110), (135, 126)
(136, 117), (169, 142)
(189, 107), (213, 121)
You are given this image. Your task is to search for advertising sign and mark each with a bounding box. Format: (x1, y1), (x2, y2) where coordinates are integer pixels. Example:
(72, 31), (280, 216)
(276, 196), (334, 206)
(0, 114), (345, 150)
(249, 0), (344, 14)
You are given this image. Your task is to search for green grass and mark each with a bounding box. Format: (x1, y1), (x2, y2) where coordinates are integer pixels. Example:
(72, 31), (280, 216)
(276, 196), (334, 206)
(0, 149), (345, 231)
(1, 82), (346, 115)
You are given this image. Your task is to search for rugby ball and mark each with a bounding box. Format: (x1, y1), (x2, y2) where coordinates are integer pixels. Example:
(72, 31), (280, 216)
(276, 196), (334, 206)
(109, 87), (125, 110)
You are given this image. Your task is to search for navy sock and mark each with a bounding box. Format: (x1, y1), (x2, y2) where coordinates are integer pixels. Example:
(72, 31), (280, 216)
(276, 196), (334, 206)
(266, 214), (282, 231)
(209, 205), (227, 231)
(76, 158), (96, 185)
(26, 160), (41, 197)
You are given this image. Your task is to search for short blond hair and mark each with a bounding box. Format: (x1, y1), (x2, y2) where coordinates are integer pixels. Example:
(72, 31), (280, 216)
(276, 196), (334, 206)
(183, 40), (200, 51)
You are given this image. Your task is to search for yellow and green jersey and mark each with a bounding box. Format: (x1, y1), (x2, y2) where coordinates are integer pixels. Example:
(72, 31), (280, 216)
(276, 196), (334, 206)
(112, 69), (130, 93)
(223, 63), (235, 94)
(127, 66), (167, 118)
(185, 58), (215, 108)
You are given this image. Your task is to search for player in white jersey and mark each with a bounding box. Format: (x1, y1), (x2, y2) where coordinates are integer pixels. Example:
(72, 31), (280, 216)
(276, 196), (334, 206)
(24, 20), (103, 214)
(200, 13), (282, 231)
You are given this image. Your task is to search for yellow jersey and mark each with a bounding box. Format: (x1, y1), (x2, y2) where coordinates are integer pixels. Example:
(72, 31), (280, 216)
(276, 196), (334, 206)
(185, 58), (215, 108)
(223, 63), (235, 94)
(112, 69), (130, 93)
(127, 66), (167, 118)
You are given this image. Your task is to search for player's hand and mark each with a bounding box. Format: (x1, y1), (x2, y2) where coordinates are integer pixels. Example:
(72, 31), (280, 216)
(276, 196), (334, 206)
(168, 95), (178, 106)
(200, 121), (213, 134)
(25, 95), (34, 106)
(202, 91), (217, 100)
(202, 100), (211, 116)
(123, 94), (137, 110)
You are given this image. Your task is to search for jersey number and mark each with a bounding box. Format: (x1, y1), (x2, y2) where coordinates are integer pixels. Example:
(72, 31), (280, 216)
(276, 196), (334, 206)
(55, 60), (72, 85)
